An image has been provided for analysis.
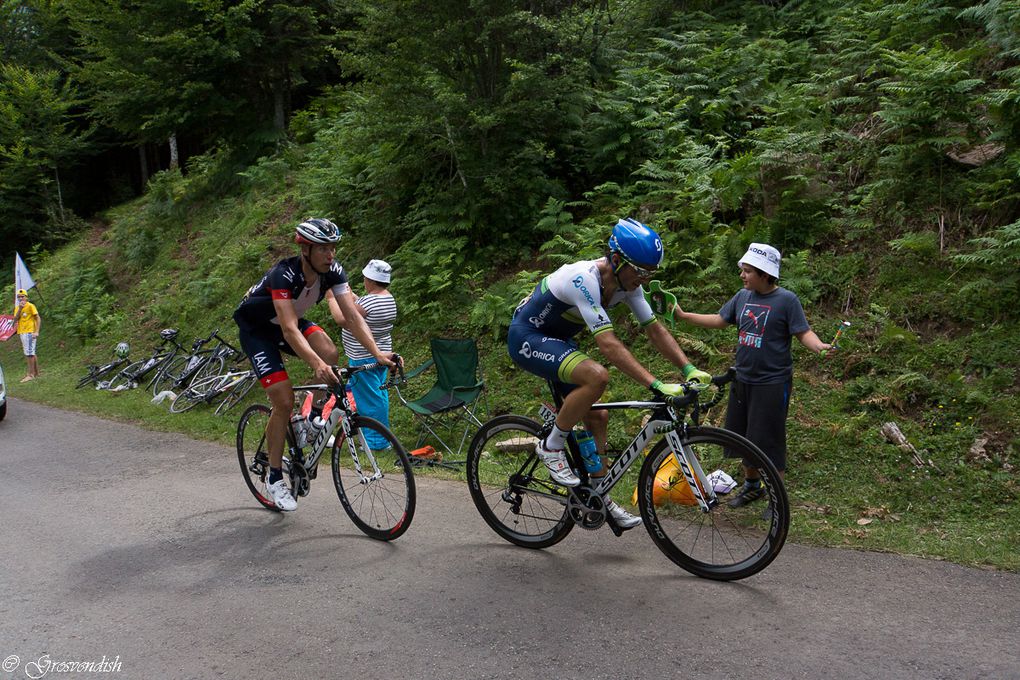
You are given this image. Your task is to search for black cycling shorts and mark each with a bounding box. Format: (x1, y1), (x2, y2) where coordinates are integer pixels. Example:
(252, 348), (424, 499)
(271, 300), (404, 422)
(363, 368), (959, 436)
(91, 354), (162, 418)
(236, 317), (324, 388)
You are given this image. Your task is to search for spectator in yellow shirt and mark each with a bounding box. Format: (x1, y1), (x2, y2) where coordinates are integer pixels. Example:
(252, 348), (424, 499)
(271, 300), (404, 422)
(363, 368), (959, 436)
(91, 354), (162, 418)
(14, 289), (40, 382)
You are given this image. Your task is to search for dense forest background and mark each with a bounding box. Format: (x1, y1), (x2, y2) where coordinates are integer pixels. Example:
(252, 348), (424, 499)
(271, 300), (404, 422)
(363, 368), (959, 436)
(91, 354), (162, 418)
(2, 0), (1018, 567)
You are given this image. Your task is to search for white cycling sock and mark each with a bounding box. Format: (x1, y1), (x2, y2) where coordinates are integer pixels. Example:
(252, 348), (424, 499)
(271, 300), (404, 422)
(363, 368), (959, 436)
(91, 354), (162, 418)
(544, 424), (570, 451)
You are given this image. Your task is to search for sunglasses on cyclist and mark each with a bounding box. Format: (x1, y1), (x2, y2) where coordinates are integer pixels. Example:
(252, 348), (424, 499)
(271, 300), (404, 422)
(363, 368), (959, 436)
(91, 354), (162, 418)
(619, 257), (657, 279)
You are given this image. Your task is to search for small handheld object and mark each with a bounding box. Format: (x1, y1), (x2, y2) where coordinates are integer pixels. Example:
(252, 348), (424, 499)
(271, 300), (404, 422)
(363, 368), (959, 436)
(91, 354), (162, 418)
(644, 280), (679, 328)
(820, 321), (851, 357)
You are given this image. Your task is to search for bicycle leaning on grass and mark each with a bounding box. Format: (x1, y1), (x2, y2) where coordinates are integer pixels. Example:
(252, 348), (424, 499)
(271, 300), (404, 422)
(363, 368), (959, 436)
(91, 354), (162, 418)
(75, 343), (130, 389)
(466, 368), (789, 581)
(236, 360), (415, 540)
(170, 365), (257, 415)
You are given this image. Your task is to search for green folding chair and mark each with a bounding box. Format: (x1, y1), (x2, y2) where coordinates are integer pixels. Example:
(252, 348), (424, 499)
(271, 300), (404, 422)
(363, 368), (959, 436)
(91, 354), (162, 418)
(394, 338), (486, 468)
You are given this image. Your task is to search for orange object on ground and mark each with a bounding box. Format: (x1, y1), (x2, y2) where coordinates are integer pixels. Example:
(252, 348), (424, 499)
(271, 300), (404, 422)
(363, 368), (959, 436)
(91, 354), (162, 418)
(631, 456), (704, 506)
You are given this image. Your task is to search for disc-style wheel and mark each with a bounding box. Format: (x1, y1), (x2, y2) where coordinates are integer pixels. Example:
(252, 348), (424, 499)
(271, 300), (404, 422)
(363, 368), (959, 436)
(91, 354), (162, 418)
(236, 404), (297, 511)
(466, 415), (573, 549)
(638, 425), (789, 581)
(331, 415), (415, 540)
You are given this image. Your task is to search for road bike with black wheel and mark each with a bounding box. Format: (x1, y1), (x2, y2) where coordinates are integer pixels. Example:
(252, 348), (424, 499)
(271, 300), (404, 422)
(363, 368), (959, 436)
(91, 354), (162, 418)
(106, 329), (184, 391)
(466, 368), (789, 581)
(236, 361), (416, 541)
(75, 346), (130, 389)
(151, 329), (238, 396)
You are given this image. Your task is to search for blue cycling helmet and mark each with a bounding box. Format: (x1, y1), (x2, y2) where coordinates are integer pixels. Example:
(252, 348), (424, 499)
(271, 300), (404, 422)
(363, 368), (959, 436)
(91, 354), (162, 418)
(607, 218), (663, 268)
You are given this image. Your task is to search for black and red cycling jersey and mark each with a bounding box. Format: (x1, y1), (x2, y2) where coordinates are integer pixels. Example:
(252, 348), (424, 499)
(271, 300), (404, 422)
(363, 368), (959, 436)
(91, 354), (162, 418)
(234, 256), (350, 330)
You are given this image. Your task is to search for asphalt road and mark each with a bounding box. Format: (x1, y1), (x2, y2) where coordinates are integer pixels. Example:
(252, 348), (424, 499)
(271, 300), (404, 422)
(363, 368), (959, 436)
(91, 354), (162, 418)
(1, 398), (1018, 680)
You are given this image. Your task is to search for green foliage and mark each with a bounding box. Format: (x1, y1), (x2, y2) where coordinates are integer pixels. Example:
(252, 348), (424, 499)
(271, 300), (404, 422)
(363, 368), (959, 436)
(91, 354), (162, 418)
(0, 63), (92, 251)
(45, 248), (123, 341)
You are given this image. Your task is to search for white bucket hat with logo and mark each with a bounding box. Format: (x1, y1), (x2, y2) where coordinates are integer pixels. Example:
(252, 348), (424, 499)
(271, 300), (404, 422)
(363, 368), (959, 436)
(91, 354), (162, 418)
(738, 243), (781, 279)
(362, 259), (392, 283)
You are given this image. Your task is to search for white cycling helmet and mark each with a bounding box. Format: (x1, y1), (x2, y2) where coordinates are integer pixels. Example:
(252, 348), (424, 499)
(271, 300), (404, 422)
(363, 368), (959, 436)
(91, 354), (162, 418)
(115, 342), (130, 358)
(295, 218), (341, 245)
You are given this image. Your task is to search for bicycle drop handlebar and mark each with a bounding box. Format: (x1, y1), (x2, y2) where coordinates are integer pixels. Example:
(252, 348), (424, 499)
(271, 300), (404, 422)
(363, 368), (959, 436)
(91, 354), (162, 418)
(657, 366), (736, 412)
(294, 355), (405, 394)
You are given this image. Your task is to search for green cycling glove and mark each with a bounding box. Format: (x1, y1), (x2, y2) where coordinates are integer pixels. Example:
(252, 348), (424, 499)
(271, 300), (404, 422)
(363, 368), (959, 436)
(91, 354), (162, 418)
(682, 363), (712, 390)
(649, 379), (685, 397)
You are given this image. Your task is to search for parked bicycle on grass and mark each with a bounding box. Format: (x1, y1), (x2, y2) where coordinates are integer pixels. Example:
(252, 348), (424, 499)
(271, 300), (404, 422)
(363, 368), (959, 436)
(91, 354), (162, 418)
(237, 361), (415, 540)
(150, 329), (238, 396)
(106, 328), (184, 391)
(170, 364), (257, 415)
(76, 342), (131, 389)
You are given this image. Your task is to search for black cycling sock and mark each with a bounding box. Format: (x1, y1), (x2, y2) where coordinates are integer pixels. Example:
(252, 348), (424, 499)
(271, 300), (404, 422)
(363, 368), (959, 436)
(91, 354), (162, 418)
(744, 478), (763, 490)
(269, 467), (283, 484)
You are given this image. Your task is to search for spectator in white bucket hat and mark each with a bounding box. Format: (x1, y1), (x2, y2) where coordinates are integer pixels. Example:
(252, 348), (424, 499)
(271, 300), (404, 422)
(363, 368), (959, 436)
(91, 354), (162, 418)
(670, 241), (832, 507)
(332, 259), (398, 450)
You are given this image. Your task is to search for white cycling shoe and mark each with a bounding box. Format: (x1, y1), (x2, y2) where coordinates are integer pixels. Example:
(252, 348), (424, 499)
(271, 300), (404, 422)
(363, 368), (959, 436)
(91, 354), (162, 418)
(265, 479), (297, 512)
(535, 441), (581, 487)
(606, 500), (642, 529)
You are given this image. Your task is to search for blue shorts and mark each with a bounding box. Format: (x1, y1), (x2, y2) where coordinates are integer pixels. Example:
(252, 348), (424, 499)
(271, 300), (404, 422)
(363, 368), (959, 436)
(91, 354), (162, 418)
(507, 324), (589, 391)
(236, 317), (324, 388)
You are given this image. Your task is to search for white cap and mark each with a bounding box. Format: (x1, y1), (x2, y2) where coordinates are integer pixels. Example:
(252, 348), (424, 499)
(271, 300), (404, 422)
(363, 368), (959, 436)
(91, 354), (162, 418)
(738, 243), (781, 279)
(362, 259), (392, 283)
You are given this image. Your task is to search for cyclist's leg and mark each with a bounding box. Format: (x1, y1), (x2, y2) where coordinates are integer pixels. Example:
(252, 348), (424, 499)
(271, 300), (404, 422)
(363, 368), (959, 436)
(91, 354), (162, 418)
(508, 327), (599, 485)
(237, 323), (293, 470)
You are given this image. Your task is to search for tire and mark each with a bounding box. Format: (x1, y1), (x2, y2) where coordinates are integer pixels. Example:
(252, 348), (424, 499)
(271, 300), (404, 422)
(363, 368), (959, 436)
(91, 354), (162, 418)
(151, 354), (189, 395)
(637, 425), (789, 581)
(236, 404), (297, 511)
(466, 415), (574, 549)
(169, 375), (218, 413)
(0, 400), (7, 421)
(215, 374), (257, 416)
(331, 415), (416, 541)
(106, 360), (145, 391)
(191, 355), (225, 387)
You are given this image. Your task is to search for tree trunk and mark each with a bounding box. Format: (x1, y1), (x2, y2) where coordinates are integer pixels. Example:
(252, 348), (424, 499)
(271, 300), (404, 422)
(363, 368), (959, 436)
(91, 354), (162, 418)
(54, 166), (66, 223)
(138, 145), (149, 188)
(169, 133), (179, 170)
(272, 80), (287, 135)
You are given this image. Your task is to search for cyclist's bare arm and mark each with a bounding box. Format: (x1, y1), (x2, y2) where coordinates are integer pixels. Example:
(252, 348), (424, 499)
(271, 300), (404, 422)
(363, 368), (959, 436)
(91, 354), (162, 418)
(594, 330), (656, 388)
(273, 297), (338, 385)
(333, 290), (396, 367)
(644, 319), (696, 372)
(325, 289), (348, 328)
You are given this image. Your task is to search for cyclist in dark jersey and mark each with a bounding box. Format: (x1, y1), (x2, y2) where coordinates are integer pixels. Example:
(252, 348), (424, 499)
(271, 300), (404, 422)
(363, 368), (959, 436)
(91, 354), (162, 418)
(234, 218), (396, 511)
(508, 218), (712, 529)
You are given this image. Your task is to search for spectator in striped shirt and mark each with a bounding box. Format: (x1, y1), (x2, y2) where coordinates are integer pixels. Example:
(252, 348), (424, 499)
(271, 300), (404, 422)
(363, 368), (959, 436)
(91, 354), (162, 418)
(334, 259), (398, 451)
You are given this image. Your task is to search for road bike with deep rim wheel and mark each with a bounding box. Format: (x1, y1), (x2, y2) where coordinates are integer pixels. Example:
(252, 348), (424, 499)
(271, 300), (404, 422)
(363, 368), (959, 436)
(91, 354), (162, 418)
(236, 361), (415, 541)
(466, 368), (789, 581)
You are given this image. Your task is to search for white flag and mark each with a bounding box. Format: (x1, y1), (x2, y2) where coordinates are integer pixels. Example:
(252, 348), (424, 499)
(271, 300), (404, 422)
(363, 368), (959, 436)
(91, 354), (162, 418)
(15, 252), (36, 307)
